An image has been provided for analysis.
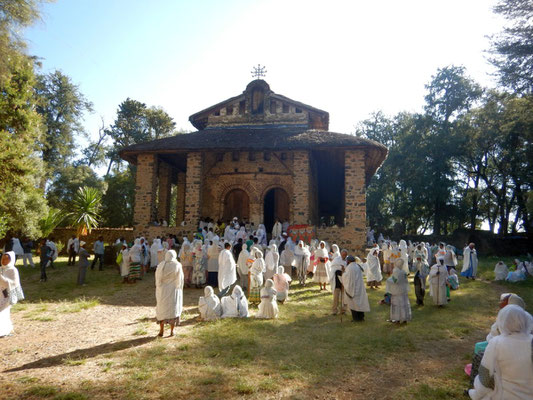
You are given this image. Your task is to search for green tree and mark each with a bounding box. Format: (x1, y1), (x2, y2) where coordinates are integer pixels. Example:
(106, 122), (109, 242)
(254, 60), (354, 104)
(35, 70), (93, 187)
(490, 0), (533, 93)
(46, 165), (106, 210)
(0, 46), (47, 238)
(101, 168), (135, 227)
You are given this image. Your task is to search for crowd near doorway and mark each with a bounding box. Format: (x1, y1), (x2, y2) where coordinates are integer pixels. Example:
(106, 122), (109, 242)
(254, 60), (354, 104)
(263, 188), (290, 233)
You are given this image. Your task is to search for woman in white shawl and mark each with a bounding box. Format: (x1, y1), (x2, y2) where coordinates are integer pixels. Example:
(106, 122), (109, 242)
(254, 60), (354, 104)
(155, 250), (183, 337)
(179, 242), (193, 287)
(150, 239), (163, 269)
(365, 248), (382, 289)
(191, 239), (207, 288)
(461, 243), (478, 279)
(256, 279), (279, 319)
(264, 244), (279, 281)
(0, 251), (24, 336)
(329, 244), (340, 262)
(468, 305), (533, 400)
(279, 246), (295, 278)
(342, 256), (370, 322)
(128, 239), (142, 281)
(256, 224), (267, 246)
(386, 259), (411, 323)
(119, 243), (130, 283)
(398, 240), (408, 268)
(491, 261), (506, 281)
(273, 266), (291, 303)
(221, 285), (249, 318)
(249, 249), (265, 304)
(236, 247), (250, 291)
(198, 286), (222, 321)
(314, 241), (330, 290)
(294, 241), (311, 286)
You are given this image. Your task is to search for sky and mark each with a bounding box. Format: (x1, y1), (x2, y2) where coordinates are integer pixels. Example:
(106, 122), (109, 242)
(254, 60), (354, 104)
(25, 0), (505, 145)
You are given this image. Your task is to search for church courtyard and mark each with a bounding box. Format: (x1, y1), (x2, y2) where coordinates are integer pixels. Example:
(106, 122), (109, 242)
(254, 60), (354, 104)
(1, 256), (531, 400)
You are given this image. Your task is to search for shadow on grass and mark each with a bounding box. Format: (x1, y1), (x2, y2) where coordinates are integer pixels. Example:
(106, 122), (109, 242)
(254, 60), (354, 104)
(5, 336), (154, 372)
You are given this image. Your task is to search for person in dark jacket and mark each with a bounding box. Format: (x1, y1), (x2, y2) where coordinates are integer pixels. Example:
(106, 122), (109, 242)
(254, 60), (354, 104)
(39, 239), (52, 282)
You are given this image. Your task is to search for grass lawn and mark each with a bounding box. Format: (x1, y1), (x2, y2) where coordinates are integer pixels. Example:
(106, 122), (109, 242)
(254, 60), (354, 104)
(1, 254), (532, 399)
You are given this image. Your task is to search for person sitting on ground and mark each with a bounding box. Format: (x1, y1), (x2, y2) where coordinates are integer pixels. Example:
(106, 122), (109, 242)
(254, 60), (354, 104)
(273, 266), (292, 303)
(506, 259), (528, 283)
(221, 285), (249, 318)
(494, 261), (509, 281)
(468, 305), (533, 400)
(198, 286), (222, 321)
(256, 279), (279, 319)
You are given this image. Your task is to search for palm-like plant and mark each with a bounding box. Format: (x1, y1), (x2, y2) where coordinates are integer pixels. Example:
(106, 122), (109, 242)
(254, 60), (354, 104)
(39, 208), (65, 238)
(69, 187), (102, 237)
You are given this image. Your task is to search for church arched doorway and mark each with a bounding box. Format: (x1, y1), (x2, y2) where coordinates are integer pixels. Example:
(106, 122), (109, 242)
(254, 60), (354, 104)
(223, 189), (250, 222)
(263, 188), (290, 233)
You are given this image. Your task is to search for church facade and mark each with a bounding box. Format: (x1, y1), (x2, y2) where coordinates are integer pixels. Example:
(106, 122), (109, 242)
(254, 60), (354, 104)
(120, 79), (387, 252)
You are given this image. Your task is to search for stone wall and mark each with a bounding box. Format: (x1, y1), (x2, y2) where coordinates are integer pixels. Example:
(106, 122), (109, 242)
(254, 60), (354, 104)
(184, 152), (203, 227)
(341, 149), (367, 252)
(317, 226), (367, 257)
(292, 151), (310, 224)
(201, 151), (294, 225)
(133, 154), (158, 229)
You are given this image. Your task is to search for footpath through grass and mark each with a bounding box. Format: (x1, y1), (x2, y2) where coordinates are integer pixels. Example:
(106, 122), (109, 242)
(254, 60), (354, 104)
(3, 255), (532, 399)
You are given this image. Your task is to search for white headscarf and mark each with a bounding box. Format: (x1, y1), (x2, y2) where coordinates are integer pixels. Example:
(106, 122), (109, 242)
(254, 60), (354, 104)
(496, 304), (532, 336)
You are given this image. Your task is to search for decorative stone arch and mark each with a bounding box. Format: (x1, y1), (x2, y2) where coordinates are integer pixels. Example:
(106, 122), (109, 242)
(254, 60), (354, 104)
(261, 185), (291, 232)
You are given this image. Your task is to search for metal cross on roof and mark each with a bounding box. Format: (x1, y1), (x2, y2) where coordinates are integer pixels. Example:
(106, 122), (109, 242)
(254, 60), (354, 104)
(251, 64), (267, 79)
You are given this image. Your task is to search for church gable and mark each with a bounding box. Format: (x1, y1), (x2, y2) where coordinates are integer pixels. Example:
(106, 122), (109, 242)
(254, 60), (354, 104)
(188, 79), (329, 131)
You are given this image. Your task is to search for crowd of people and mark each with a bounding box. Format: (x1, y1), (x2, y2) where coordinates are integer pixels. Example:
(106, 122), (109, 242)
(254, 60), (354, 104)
(1, 221), (532, 398)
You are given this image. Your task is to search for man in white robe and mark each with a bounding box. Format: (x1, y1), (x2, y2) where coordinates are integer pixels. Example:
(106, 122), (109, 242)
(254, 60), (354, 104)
(342, 256), (370, 322)
(155, 250), (183, 337)
(272, 219), (282, 240)
(429, 258), (448, 306)
(461, 243), (478, 279)
(217, 242), (237, 297)
(236, 247), (250, 291)
(365, 248), (382, 289)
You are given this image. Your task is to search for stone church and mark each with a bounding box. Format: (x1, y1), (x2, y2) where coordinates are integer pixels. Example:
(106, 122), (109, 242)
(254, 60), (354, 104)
(120, 79), (387, 252)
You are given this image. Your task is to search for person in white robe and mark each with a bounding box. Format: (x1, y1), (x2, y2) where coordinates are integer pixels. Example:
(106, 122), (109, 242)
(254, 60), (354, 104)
(236, 247), (250, 291)
(150, 239), (163, 269)
(256, 224), (267, 246)
(221, 285), (249, 318)
(330, 250), (348, 315)
(191, 239), (207, 287)
(273, 266), (291, 303)
(218, 242), (237, 297)
(294, 241), (311, 286)
(398, 239), (409, 270)
(256, 279), (279, 319)
(506, 260), (527, 283)
(429, 258), (449, 306)
(461, 243), (478, 279)
(279, 246), (295, 278)
(0, 251), (24, 337)
(313, 241), (330, 290)
(249, 250), (265, 303)
(46, 239), (58, 268)
(342, 256), (370, 322)
(272, 219), (282, 240)
(198, 286), (222, 321)
(119, 244), (130, 283)
(387, 259), (412, 323)
(365, 248), (382, 289)
(264, 244), (279, 281)
(469, 305), (533, 400)
(236, 227), (247, 242)
(155, 250), (183, 337)
(329, 244), (340, 263)
(207, 240), (220, 287)
(413, 252), (430, 306)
